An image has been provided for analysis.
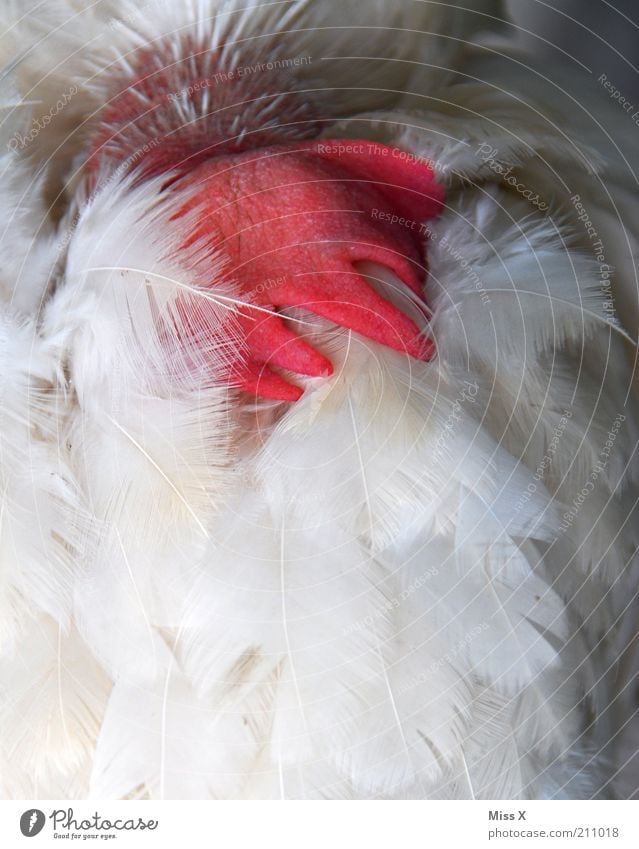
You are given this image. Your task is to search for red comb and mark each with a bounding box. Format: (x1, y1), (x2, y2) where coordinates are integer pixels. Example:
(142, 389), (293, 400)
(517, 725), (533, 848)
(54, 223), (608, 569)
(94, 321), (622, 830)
(173, 139), (445, 400)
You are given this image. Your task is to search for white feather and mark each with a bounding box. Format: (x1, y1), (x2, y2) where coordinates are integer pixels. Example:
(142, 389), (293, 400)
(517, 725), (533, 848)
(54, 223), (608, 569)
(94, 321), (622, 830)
(0, 0), (636, 802)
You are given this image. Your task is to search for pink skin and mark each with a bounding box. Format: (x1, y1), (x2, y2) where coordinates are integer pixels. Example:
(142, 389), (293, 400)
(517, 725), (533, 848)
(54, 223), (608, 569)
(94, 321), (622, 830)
(86, 41), (445, 400)
(172, 140), (445, 400)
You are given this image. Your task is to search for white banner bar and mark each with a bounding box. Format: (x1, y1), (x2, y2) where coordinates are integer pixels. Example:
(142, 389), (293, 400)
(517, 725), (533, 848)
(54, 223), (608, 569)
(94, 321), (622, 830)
(1, 800), (637, 848)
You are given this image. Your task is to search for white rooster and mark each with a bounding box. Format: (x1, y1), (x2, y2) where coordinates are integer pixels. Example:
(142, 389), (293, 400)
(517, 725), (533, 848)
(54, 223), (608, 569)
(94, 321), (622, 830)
(0, 0), (637, 800)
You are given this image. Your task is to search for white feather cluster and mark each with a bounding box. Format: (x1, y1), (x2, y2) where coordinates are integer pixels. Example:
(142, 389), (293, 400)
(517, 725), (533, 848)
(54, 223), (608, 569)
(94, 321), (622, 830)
(0, 0), (636, 800)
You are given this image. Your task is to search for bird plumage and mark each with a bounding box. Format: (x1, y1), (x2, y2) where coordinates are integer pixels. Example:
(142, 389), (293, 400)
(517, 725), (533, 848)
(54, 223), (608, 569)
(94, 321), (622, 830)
(0, 0), (637, 799)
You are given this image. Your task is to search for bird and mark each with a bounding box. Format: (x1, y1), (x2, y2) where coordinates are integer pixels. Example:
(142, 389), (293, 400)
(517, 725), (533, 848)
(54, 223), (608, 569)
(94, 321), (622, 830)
(0, 0), (637, 800)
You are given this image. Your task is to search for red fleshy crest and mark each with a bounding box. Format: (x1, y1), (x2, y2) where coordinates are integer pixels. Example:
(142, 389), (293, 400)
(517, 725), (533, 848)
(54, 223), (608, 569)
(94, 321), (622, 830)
(173, 139), (445, 400)
(86, 40), (322, 182)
